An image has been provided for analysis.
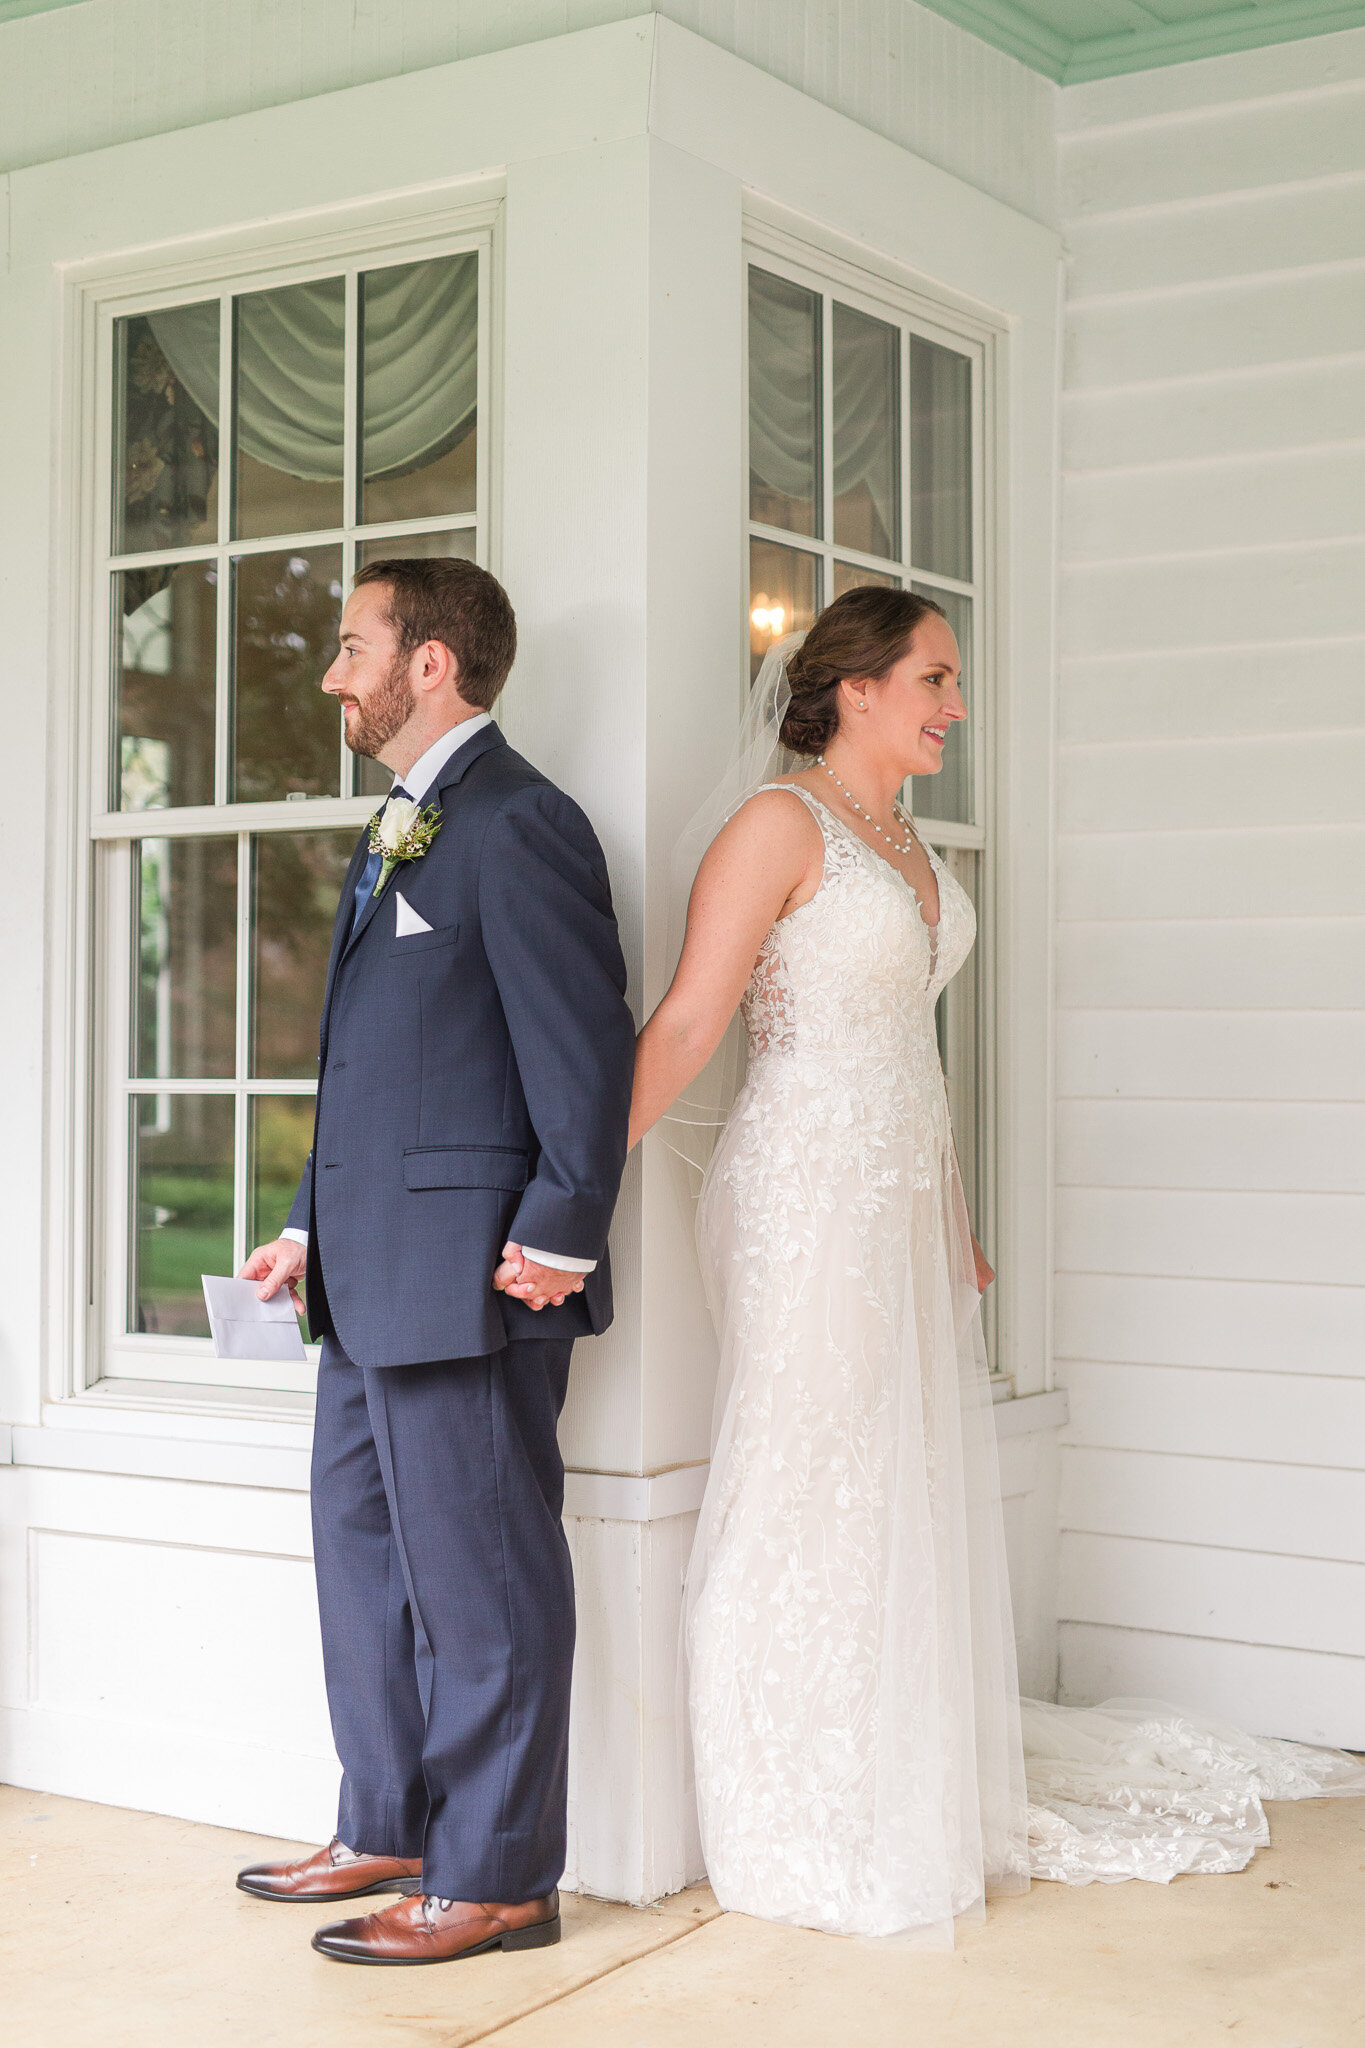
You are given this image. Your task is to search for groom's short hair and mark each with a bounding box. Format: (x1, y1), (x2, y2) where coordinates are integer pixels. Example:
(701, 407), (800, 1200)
(355, 557), (517, 711)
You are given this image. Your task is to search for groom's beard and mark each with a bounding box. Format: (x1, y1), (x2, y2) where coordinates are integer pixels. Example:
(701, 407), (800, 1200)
(342, 654), (417, 759)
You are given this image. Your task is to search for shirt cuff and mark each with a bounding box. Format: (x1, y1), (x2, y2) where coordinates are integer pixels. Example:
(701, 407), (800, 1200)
(519, 1246), (597, 1274)
(281, 1227), (309, 1247)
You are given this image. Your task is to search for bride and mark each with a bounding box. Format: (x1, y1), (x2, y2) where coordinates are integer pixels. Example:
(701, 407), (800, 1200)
(627, 586), (1364, 1945)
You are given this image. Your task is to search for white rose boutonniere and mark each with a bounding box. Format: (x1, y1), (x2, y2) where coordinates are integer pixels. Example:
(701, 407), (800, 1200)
(369, 795), (442, 899)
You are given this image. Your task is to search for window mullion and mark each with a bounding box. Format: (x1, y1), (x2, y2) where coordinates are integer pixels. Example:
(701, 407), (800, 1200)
(342, 267), (361, 795)
(233, 830), (252, 1275)
(214, 293), (234, 809)
(820, 292), (834, 603)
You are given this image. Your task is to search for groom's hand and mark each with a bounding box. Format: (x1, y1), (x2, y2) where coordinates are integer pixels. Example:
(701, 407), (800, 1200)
(493, 1243), (585, 1312)
(240, 1237), (308, 1316)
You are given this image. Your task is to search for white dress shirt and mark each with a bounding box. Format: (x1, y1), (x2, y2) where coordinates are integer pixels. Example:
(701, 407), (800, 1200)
(282, 712), (596, 1277)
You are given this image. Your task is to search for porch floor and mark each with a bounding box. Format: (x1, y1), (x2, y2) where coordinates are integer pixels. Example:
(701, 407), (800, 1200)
(3, 1781), (1361, 2046)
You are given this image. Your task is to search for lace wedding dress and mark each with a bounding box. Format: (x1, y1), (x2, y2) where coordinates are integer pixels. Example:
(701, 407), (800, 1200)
(683, 784), (1365, 1946)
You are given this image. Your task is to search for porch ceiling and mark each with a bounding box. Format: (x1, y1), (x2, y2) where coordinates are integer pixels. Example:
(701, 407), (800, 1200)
(0, 0), (1361, 88)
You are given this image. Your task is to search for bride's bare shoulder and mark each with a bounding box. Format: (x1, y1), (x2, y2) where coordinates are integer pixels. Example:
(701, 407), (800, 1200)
(718, 779), (824, 846)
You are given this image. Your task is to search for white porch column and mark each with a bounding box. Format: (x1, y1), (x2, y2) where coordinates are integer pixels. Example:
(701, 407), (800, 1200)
(499, 133), (743, 1903)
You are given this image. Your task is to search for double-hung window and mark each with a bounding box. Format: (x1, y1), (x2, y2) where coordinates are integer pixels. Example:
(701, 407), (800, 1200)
(89, 229), (490, 1396)
(745, 235), (996, 1335)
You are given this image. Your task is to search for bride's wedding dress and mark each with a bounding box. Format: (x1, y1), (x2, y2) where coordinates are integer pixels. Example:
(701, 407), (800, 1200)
(684, 784), (1364, 1945)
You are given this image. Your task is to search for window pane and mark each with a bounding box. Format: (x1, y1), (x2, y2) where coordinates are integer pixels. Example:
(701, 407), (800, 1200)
(232, 546), (344, 802)
(357, 528), (477, 570)
(833, 304), (899, 561)
(130, 1093), (234, 1338)
(248, 1096), (316, 1341)
(113, 306), (220, 556)
(832, 561), (899, 599)
(910, 337), (972, 583)
(910, 586), (973, 826)
(750, 537), (818, 683)
(361, 254), (478, 526)
(749, 269), (820, 539)
(251, 829), (356, 1077)
(114, 563), (217, 811)
(233, 278), (345, 541)
(134, 836), (237, 1080)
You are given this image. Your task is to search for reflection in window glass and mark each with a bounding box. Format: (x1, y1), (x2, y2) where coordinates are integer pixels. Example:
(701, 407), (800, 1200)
(251, 830), (356, 1077)
(361, 255), (478, 526)
(910, 337), (972, 583)
(135, 836), (237, 1080)
(248, 1096), (316, 1341)
(749, 269), (820, 539)
(113, 306), (220, 557)
(832, 561), (899, 600)
(750, 537), (818, 683)
(910, 585), (972, 826)
(833, 304), (899, 562)
(232, 547), (344, 802)
(114, 562), (218, 811)
(130, 1093), (234, 1338)
(234, 277), (346, 541)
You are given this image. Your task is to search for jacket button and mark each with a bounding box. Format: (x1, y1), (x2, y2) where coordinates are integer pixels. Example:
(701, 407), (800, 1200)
(332, 1060), (348, 1070)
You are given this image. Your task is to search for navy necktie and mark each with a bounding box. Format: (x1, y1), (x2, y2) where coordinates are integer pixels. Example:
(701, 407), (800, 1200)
(351, 785), (409, 934)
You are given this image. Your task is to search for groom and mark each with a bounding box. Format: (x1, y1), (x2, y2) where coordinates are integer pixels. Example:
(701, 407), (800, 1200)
(234, 558), (635, 1964)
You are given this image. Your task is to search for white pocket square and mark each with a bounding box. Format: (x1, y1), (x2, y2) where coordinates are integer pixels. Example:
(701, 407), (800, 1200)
(394, 891), (434, 937)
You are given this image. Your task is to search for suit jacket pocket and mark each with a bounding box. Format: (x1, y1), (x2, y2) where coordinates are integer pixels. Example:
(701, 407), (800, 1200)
(388, 922), (460, 956)
(402, 1144), (529, 1192)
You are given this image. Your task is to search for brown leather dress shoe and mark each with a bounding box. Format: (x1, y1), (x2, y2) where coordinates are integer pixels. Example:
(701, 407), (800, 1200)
(311, 1888), (561, 1964)
(236, 1837), (423, 1902)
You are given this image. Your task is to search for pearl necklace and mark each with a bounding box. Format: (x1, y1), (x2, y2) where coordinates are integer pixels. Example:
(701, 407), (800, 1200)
(816, 755), (917, 856)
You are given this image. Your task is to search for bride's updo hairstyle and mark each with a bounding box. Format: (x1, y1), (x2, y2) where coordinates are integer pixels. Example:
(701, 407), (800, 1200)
(779, 586), (947, 756)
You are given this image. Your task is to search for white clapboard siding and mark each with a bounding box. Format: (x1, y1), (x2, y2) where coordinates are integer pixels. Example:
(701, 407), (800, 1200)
(1057, 1625), (1362, 1749)
(1064, 357), (1365, 473)
(1056, 34), (1365, 1735)
(1066, 175), (1365, 298)
(1058, 919), (1365, 1010)
(1055, 1273), (1365, 1377)
(1057, 1100), (1365, 1194)
(1063, 445), (1365, 562)
(1060, 735), (1365, 832)
(1057, 1187), (1365, 1285)
(1058, 644), (1365, 746)
(1056, 1011), (1365, 1103)
(1058, 1532), (1365, 1660)
(1062, 1361), (1365, 1467)
(1061, 1446), (1365, 1564)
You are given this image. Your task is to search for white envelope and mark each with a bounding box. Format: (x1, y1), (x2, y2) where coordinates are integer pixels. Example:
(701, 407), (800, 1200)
(394, 890), (433, 936)
(201, 1274), (307, 1362)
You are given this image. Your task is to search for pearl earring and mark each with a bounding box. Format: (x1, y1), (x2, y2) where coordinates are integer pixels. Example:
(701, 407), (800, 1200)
(859, 699), (868, 711)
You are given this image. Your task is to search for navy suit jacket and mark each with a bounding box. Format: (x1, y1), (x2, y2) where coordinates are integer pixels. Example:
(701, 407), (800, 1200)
(288, 723), (635, 1368)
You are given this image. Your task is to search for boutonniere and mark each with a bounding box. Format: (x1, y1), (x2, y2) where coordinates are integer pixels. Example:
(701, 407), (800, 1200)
(369, 795), (442, 900)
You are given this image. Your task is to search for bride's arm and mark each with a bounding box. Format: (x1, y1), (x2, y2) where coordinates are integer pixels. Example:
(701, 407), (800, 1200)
(628, 793), (819, 1151)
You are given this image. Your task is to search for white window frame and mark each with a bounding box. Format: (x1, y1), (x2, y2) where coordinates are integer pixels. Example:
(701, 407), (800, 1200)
(742, 218), (1003, 1378)
(57, 192), (502, 1409)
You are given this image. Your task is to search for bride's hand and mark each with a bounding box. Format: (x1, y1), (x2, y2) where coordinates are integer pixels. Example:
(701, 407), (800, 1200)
(971, 1234), (994, 1293)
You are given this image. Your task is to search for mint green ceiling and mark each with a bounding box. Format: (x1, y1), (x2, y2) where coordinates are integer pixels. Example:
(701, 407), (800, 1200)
(0, 0), (1361, 82)
(922, 0), (1365, 81)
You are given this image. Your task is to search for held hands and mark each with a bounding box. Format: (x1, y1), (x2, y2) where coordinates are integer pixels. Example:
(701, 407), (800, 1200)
(240, 1237), (308, 1316)
(493, 1242), (585, 1312)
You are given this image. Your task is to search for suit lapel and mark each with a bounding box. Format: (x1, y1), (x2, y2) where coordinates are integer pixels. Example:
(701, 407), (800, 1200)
(319, 826), (374, 1051)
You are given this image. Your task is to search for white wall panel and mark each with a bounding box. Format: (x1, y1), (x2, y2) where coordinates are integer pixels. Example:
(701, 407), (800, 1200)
(1058, 643), (1365, 747)
(1059, 734), (1365, 832)
(1058, 1531), (1364, 1659)
(1063, 358), (1365, 472)
(1057, 919), (1365, 1010)
(1057, 1623), (1362, 1748)
(1067, 267), (1365, 391)
(1062, 444), (1365, 562)
(1061, 1360), (1365, 1466)
(1057, 1187), (1365, 1285)
(1061, 541), (1365, 658)
(1066, 175), (1365, 298)
(1055, 1272), (1365, 1377)
(1056, 1010), (1365, 1103)
(1057, 1099), (1365, 1194)
(1057, 828), (1365, 922)
(1061, 1446), (1365, 1562)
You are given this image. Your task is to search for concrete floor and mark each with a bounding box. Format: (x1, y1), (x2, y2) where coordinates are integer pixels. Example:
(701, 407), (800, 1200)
(3, 1784), (1363, 2048)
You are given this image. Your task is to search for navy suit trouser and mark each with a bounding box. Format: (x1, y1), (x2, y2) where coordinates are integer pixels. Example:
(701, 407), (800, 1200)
(310, 1329), (576, 1903)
